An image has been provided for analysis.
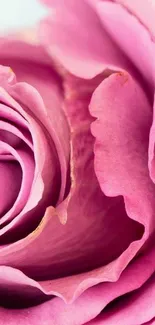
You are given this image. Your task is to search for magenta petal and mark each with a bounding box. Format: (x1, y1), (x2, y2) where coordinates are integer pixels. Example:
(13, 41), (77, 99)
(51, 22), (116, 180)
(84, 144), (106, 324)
(0, 198), (141, 296)
(0, 160), (21, 216)
(0, 303), (57, 325)
(0, 142), (34, 229)
(39, 0), (133, 78)
(0, 38), (70, 202)
(10, 81), (69, 203)
(0, 119), (33, 150)
(96, 1), (155, 88)
(89, 72), (153, 220)
(87, 275), (155, 325)
(0, 85), (60, 240)
(89, 71), (155, 281)
(143, 319), (155, 325)
(0, 37), (52, 67)
(0, 102), (30, 131)
(0, 65), (16, 88)
(149, 97), (155, 182)
(0, 303), (58, 325)
(115, 0), (155, 39)
(0, 245), (155, 324)
(0, 62), (64, 238)
(0, 73), (142, 302)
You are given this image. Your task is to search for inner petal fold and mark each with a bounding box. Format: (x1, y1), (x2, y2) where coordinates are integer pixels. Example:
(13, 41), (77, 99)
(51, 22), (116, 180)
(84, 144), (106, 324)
(0, 141), (35, 228)
(0, 160), (21, 217)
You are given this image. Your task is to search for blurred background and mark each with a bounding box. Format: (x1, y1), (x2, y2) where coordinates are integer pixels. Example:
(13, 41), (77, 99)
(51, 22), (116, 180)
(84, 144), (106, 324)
(0, 0), (48, 33)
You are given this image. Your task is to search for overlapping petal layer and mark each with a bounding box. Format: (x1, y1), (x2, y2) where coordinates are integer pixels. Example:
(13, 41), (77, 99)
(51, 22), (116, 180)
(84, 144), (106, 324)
(0, 0), (155, 323)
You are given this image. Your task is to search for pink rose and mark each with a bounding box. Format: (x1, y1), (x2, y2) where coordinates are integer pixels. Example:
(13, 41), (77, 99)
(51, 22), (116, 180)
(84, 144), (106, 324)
(0, 0), (155, 324)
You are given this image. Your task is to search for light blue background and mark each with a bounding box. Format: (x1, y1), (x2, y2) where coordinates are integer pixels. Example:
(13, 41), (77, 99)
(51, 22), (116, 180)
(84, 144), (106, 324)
(0, 0), (48, 33)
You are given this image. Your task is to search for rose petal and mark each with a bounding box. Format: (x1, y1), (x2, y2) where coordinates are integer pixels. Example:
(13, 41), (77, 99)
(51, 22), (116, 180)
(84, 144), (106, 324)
(0, 38), (70, 202)
(39, 0), (133, 79)
(87, 274), (155, 325)
(143, 319), (155, 325)
(0, 65), (16, 87)
(10, 81), (69, 203)
(89, 71), (153, 217)
(114, 0), (155, 39)
(0, 85), (59, 241)
(88, 71), (155, 292)
(0, 101), (30, 131)
(96, 1), (155, 90)
(0, 72), (145, 303)
(148, 97), (155, 182)
(0, 142), (34, 228)
(0, 37), (51, 66)
(0, 119), (32, 150)
(0, 245), (155, 323)
(0, 160), (21, 216)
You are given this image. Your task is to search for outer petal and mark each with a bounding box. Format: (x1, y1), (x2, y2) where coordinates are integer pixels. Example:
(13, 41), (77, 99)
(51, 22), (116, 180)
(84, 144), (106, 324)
(89, 72), (154, 222)
(89, 71), (155, 295)
(87, 274), (155, 325)
(96, 1), (155, 88)
(143, 320), (155, 325)
(0, 245), (155, 324)
(115, 0), (155, 39)
(39, 0), (133, 78)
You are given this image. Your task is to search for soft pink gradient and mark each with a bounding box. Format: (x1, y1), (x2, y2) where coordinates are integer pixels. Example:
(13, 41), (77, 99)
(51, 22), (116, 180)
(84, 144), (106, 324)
(0, 0), (155, 324)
